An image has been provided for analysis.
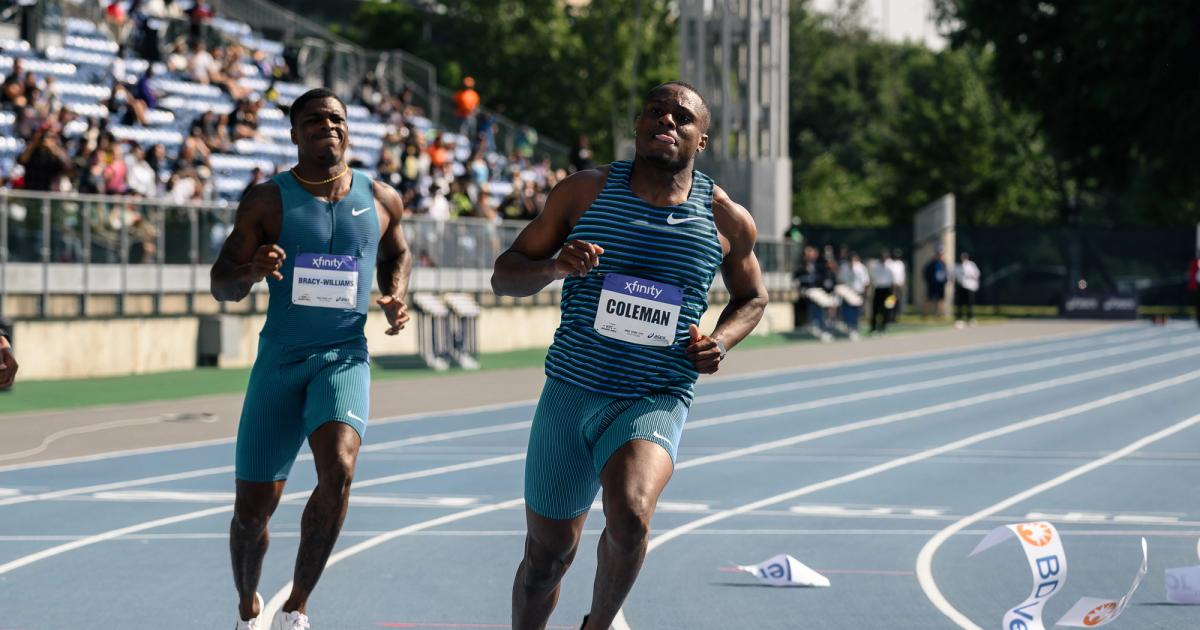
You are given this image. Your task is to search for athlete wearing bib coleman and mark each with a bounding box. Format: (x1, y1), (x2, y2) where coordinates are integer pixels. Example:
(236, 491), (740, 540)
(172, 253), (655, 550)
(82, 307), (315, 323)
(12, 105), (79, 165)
(493, 82), (768, 630)
(210, 88), (411, 630)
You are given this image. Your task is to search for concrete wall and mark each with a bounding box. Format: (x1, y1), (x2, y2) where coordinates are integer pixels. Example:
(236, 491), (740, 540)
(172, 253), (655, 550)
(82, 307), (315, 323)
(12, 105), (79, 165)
(14, 299), (794, 380)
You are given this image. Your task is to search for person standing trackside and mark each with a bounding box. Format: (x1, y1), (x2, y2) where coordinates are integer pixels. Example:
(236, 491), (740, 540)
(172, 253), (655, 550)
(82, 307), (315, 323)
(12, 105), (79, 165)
(869, 251), (894, 334)
(955, 251), (981, 327)
(0, 318), (17, 390)
(211, 88), (412, 630)
(492, 81), (768, 630)
(886, 248), (906, 323)
(1188, 251), (1199, 327)
(923, 247), (948, 319)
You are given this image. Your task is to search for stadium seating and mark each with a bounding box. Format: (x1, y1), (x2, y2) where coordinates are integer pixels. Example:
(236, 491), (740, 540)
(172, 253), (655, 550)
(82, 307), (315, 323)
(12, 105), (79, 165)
(0, 7), (541, 208)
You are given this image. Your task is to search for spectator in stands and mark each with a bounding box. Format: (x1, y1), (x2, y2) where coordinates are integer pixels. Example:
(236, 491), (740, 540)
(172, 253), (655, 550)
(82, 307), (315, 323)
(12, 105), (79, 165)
(954, 251), (981, 328)
(186, 0), (213, 40)
(166, 40), (189, 74)
(0, 60), (25, 109)
(515, 125), (538, 161)
(133, 65), (159, 110)
(229, 98), (260, 140)
(125, 142), (157, 197)
(427, 131), (451, 171)
(1189, 251), (1199, 328)
(400, 141), (423, 198)
(146, 142), (168, 182)
(923, 247), (948, 319)
(869, 251), (895, 333)
(177, 125), (212, 172)
(420, 181), (451, 222)
(570, 133), (594, 173)
(474, 108), (495, 153)
(887, 247), (907, 323)
(104, 1), (133, 50)
(239, 166), (267, 200)
(128, 212), (158, 263)
(453, 76), (480, 137)
(17, 123), (70, 191)
(103, 141), (129, 195)
(376, 149), (400, 188)
(108, 82), (149, 126)
(448, 179), (474, 219)
(15, 85), (45, 139)
(189, 39), (217, 85)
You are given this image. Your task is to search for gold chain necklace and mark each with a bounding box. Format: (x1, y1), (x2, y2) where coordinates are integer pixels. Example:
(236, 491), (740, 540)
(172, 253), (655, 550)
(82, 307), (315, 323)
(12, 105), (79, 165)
(290, 165), (348, 186)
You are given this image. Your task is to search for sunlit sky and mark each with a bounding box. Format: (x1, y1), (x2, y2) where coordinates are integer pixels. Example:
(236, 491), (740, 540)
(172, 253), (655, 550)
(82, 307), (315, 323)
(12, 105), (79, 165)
(811, 0), (947, 50)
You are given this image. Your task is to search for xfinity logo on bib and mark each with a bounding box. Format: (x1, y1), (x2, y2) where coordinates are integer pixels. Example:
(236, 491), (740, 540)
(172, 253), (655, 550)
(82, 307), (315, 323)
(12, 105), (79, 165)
(624, 279), (663, 300)
(310, 256), (347, 270)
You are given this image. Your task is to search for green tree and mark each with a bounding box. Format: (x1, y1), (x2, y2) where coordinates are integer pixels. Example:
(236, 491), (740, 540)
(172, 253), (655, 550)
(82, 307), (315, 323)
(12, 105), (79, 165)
(789, 0), (1058, 227)
(341, 0), (678, 162)
(935, 0), (1200, 225)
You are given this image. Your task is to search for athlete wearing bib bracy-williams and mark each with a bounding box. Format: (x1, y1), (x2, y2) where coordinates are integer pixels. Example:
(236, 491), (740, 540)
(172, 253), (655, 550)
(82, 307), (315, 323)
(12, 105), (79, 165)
(494, 82), (768, 630)
(211, 88), (411, 630)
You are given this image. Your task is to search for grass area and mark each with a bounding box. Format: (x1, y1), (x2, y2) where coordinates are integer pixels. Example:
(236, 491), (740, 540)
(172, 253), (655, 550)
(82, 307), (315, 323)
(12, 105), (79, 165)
(0, 322), (963, 415)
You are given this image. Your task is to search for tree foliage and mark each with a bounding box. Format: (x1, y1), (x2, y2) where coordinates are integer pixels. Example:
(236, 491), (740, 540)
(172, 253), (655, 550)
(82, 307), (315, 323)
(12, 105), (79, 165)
(340, 0), (678, 162)
(789, 0), (1058, 227)
(935, 0), (1200, 224)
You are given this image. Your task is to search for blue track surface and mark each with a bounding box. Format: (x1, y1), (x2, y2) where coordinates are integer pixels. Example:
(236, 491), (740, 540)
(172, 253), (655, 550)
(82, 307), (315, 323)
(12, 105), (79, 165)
(1, 323), (1199, 629)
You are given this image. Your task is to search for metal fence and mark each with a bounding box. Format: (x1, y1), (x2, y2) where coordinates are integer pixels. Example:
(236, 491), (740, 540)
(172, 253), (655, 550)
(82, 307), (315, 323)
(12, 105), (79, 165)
(0, 189), (800, 318)
(798, 225), (1197, 308)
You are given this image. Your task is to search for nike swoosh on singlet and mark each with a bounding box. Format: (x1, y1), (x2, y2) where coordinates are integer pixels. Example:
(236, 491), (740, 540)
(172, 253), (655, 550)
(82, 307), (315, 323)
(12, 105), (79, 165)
(351, 207), (370, 216)
(665, 214), (706, 225)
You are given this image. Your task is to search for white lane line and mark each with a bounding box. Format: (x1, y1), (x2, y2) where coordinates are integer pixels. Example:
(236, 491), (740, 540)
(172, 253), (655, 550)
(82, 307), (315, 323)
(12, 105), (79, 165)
(0, 399), (536, 473)
(695, 326), (1160, 404)
(7, 334), (1186, 514)
(674, 345), (1200, 469)
(5, 334), (1168, 511)
(0, 421), (531, 508)
(1, 336), (1191, 577)
(612, 370), (1200, 630)
(709, 322), (1143, 384)
(915, 411), (1200, 630)
(10, 528), (1200, 543)
(260, 498), (528, 621)
(0, 453), (526, 577)
(79, 491), (480, 508)
(0, 324), (1148, 472)
(686, 333), (1188, 430)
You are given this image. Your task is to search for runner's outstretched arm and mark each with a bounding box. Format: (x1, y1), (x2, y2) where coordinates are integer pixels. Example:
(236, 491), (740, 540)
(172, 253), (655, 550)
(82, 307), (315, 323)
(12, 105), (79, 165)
(210, 183), (284, 302)
(373, 180), (412, 335)
(687, 185), (768, 374)
(492, 170), (606, 297)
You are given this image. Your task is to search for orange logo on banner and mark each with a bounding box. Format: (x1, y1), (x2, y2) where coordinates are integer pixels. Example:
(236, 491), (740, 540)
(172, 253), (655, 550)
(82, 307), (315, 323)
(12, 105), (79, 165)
(1082, 602), (1118, 626)
(1015, 522), (1054, 547)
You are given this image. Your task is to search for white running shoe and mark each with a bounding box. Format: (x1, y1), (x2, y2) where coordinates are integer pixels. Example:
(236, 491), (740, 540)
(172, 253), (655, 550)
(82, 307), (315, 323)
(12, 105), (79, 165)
(235, 593), (264, 630)
(271, 609), (311, 630)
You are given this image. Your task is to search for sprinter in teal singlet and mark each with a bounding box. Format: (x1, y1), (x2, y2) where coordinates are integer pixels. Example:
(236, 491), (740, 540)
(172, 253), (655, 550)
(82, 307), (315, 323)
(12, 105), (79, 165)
(493, 82), (770, 630)
(211, 88), (411, 630)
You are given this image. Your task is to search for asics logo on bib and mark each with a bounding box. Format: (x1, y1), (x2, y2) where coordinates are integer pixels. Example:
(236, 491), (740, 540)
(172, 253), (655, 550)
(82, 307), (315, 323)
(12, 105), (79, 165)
(665, 213), (705, 225)
(624, 279), (664, 299)
(351, 207), (370, 216)
(310, 256), (349, 270)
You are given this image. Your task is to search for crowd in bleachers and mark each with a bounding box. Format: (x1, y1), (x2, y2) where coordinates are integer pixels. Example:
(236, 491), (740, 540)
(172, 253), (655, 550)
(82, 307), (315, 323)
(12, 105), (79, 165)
(0, 1), (565, 230)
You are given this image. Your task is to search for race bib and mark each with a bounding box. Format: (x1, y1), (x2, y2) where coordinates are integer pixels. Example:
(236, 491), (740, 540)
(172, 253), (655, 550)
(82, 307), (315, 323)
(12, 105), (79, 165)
(292, 253), (358, 309)
(593, 273), (682, 347)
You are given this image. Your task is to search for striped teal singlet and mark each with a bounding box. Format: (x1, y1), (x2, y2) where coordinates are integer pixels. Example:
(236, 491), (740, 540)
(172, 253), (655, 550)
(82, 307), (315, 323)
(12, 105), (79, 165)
(544, 160), (725, 403)
(259, 169), (380, 351)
